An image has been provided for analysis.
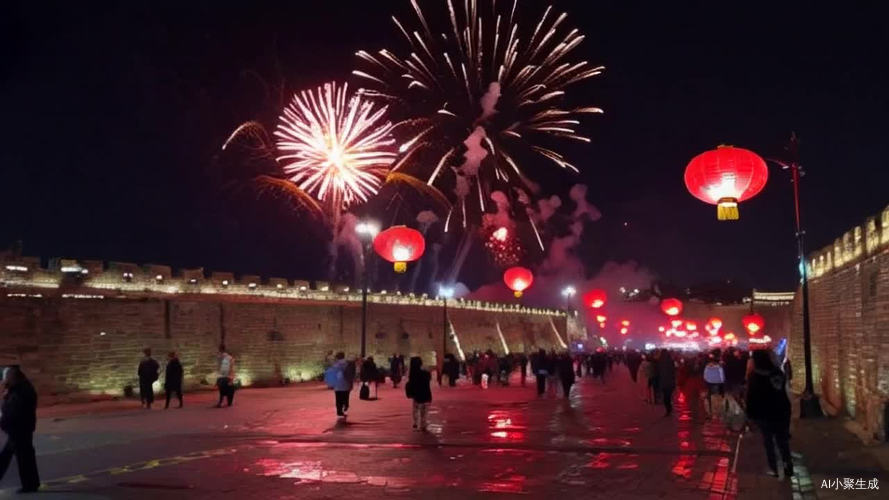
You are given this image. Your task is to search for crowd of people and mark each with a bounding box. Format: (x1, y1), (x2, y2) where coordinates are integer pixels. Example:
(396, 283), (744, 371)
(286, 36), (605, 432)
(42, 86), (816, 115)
(0, 341), (795, 492)
(320, 344), (794, 479)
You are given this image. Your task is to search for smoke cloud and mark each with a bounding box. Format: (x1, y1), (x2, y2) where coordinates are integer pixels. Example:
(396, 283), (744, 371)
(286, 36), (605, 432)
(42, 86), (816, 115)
(478, 82), (501, 121)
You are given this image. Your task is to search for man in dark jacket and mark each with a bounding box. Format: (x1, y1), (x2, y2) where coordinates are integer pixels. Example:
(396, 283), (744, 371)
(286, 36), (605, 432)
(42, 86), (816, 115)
(164, 351), (184, 409)
(557, 354), (576, 398)
(657, 350), (677, 416)
(0, 366), (40, 493)
(746, 350), (793, 478)
(138, 348), (159, 409)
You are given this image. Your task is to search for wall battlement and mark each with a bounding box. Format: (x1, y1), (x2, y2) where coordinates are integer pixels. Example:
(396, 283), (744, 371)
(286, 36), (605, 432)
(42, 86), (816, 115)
(0, 255), (566, 318)
(808, 204), (889, 278)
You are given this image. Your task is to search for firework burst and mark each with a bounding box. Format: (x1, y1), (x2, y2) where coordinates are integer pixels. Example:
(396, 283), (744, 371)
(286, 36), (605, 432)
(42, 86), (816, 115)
(483, 225), (524, 268)
(275, 82), (398, 214)
(355, 0), (603, 228)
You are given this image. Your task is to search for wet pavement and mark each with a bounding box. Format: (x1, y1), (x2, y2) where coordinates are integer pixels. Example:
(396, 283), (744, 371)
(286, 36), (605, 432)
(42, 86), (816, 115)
(1, 368), (742, 499)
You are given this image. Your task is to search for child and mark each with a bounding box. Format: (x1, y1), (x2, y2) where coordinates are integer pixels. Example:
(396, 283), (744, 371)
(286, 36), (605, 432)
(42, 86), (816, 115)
(405, 357), (432, 431)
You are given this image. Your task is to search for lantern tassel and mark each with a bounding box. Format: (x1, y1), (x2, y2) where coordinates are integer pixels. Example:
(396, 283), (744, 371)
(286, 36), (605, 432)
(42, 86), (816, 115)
(394, 262), (407, 273)
(717, 197), (739, 220)
(513, 290), (523, 298)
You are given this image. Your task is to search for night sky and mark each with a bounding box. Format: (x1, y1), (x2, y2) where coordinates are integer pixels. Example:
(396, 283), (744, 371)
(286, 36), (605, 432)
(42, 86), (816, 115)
(2, 1), (887, 293)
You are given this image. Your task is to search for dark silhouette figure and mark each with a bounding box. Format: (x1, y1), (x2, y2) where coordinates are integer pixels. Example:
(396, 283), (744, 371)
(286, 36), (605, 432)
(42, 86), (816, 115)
(747, 350), (794, 478)
(389, 354), (404, 388)
(405, 357), (432, 430)
(137, 348), (159, 409)
(0, 366), (40, 493)
(557, 354), (576, 398)
(360, 357), (379, 400)
(657, 350), (677, 416)
(530, 349), (549, 395)
(164, 352), (184, 409)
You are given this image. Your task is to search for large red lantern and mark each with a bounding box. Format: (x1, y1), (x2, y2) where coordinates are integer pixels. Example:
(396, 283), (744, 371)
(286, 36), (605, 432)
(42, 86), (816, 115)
(742, 312), (765, 335)
(660, 298), (683, 316)
(582, 289), (607, 309)
(503, 266), (533, 298)
(373, 226), (426, 273)
(684, 146), (769, 220)
(705, 317), (723, 336)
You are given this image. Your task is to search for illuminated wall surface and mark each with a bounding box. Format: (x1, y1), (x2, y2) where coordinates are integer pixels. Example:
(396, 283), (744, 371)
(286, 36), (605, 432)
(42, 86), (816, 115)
(0, 260), (574, 398)
(790, 203), (889, 440)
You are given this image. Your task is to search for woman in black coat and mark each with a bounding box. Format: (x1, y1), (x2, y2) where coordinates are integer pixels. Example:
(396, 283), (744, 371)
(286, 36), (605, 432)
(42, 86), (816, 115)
(746, 350), (793, 478)
(164, 351), (184, 409)
(0, 366), (40, 493)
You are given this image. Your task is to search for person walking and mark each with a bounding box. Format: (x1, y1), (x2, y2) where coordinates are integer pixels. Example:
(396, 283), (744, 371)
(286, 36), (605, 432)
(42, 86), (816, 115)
(0, 366), (40, 493)
(325, 352), (354, 419)
(216, 345), (235, 408)
(557, 353), (576, 398)
(405, 357), (432, 431)
(163, 351), (184, 409)
(657, 349), (676, 416)
(530, 349), (548, 396)
(389, 354), (404, 388)
(360, 356), (379, 400)
(519, 353), (528, 387)
(138, 348), (159, 409)
(746, 349), (794, 478)
(591, 348), (607, 384)
(703, 354), (726, 418)
(638, 354), (653, 403)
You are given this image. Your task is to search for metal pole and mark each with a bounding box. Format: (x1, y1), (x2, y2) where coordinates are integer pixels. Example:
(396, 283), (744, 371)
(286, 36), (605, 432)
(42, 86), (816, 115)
(360, 244), (368, 358)
(443, 297), (448, 358)
(791, 161), (822, 417)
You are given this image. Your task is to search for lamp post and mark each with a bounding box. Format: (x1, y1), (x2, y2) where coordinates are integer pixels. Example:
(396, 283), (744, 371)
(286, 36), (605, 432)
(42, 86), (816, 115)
(438, 285), (454, 386)
(561, 285), (576, 311)
(767, 133), (822, 418)
(356, 221), (380, 359)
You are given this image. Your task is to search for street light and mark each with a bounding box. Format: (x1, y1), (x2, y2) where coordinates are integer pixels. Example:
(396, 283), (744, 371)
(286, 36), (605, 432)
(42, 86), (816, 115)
(766, 133), (822, 418)
(438, 285), (455, 386)
(356, 221), (379, 358)
(561, 285), (576, 311)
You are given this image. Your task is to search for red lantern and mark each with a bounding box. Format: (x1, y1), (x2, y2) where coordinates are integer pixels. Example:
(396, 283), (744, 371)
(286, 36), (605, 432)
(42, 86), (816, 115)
(582, 289), (607, 309)
(705, 317), (723, 336)
(742, 313), (765, 335)
(684, 146), (769, 220)
(373, 226), (426, 273)
(660, 298), (683, 316)
(503, 266), (533, 298)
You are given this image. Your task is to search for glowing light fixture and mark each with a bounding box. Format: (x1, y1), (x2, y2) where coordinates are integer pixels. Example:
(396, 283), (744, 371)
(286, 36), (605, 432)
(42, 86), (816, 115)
(373, 225), (426, 273)
(684, 145), (769, 220)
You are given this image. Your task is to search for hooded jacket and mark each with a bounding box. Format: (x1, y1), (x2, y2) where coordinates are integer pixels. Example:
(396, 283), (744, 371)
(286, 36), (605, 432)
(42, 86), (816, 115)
(745, 367), (791, 423)
(1, 378), (38, 436)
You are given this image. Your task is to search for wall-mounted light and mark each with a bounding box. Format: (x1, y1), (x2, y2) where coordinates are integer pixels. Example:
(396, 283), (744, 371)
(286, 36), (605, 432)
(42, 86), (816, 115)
(276, 283), (284, 289)
(122, 272), (133, 282)
(5, 265), (28, 272)
(222, 279), (230, 286)
(188, 278), (198, 284)
(155, 274), (164, 282)
(248, 282), (257, 290)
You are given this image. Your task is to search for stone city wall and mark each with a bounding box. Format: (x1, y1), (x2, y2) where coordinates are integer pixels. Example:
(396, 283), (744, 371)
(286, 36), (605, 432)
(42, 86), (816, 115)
(790, 204), (889, 440)
(0, 257), (574, 399)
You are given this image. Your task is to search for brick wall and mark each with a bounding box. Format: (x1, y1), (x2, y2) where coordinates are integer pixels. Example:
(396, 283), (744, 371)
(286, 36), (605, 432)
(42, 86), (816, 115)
(0, 287), (572, 398)
(789, 204), (889, 440)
